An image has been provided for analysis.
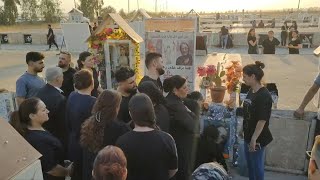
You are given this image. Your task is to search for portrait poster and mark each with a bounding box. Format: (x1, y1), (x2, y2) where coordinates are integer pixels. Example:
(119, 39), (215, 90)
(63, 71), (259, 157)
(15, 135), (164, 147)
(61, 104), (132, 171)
(146, 32), (196, 91)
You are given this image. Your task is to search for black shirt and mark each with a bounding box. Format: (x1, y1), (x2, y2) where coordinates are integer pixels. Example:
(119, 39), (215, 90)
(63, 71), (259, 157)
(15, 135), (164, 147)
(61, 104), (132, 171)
(247, 36), (258, 54)
(116, 130), (178, 180)
(82, 120), (130, 180)
(154, 104), (170, 133)
(91, 68), (100, 97)
(47, 28), (54, 40)
(262, 38), (280, 54)
(117, 93), (135, 123)
(25, 130), (64, 180)
(140, 76), (163, 92)
(243, 87), (273, 147)
(288, 38), (301, 54)
(61, 67), (76, 98)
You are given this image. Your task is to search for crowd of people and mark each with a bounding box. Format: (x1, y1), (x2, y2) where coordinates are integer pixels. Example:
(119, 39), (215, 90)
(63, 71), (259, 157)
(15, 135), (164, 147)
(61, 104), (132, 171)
(247, 20), (302, 55)
(11, 51), (249, 180)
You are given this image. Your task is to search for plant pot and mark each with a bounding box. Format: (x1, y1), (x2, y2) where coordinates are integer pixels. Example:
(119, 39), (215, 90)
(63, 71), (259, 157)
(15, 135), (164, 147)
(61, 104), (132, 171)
(210, 86), (227, 103)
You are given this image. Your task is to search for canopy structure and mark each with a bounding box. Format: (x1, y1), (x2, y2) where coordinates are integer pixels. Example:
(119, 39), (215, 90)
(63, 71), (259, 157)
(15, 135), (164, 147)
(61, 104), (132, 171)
(87, 13), (144, 43)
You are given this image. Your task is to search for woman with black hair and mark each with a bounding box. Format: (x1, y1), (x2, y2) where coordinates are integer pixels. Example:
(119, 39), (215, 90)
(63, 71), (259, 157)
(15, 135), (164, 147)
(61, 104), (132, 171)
(242, 61), (273, 180)
(247, 28), (258, 54)
(10, 98), (73, 180)
(195, 125), (228, 172)
(288, 30), (302, 54)
(77, 51), (103, 97)
(138, 81), (170, 133)
(164, 75), (199, 180)
(116, 94), (178, 180)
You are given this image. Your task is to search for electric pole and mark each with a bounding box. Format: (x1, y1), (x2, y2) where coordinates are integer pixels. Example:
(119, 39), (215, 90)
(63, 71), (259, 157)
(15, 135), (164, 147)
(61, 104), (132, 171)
(298, 0), (301, 9)
(128, 0), (130, 13)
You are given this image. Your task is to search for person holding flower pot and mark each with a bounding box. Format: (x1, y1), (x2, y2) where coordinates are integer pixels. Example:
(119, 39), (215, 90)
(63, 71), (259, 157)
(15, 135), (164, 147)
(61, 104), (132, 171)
(242, 61), (273, 180)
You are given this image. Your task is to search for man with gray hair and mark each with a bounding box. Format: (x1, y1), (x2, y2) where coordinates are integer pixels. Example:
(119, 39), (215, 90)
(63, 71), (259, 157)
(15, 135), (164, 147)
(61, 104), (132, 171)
(36, 67), (68, 154)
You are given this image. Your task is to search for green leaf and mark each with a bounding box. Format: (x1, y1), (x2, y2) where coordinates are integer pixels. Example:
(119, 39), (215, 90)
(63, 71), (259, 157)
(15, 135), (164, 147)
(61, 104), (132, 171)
(219, 71), (225, 77)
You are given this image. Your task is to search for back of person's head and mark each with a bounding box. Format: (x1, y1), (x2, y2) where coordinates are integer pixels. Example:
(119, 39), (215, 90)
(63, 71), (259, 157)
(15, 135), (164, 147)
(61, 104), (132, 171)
(129, 93), (156, 128)
(145, 53), (162, 69)
(48, 24), (51, 27)
(187, 91), (203, 102)
(163, 75), (186, 93)
(81, 90), (122, 153)
(243, 61), (265, 82)
(93, 145), (127, 180)
(281, 25), (285, 30)
(73, 69), (93, 90)
(115, 67), (135, 83)
(45, 67), (63, 83)
(26, 52), (45, 64)
(10, 98), (41, 136)
(202, 125), (219, 142)
(137, 81), (165, 105)
(77, 51), (92, 70)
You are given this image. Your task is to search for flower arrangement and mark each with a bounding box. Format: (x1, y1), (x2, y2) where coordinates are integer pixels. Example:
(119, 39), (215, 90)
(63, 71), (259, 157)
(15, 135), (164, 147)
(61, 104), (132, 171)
(225, 61), (242, 93)
(197, 64), (226, 89)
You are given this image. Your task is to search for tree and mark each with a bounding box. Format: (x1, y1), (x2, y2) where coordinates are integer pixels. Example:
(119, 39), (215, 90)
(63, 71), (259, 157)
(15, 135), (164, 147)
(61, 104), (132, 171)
(2, 0), (20, 25)
(39, 0), (62, 22)
(0, 6), (6, 24)
(101, 5), (116, 18)
(21, 0), (38, 22)
(79, 0), (104, 20)
(118, 8), (127, 19)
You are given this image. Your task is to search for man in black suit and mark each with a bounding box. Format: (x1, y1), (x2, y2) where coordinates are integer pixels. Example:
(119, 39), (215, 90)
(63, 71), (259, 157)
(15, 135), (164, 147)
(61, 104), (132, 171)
(36, 67), (67, 152)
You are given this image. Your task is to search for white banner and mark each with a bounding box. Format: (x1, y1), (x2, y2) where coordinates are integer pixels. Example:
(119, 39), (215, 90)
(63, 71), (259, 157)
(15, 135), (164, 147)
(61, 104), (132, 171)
(146, 32), (196, 91)
(61, 23), (91, 52)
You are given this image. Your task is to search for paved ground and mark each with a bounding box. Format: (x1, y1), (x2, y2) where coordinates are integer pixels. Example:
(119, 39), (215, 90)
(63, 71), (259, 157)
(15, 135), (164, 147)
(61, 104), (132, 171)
(0, 44), (316, 179)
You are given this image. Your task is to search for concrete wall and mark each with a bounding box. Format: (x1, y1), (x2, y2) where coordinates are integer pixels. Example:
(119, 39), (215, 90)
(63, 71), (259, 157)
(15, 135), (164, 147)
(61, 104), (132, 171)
(265, 110), (316, 173)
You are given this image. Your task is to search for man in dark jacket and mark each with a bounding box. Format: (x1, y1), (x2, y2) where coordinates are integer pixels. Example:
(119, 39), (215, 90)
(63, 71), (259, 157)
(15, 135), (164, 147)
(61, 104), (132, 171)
(36, 67), (67, 153)
(58, 51), (76, 98)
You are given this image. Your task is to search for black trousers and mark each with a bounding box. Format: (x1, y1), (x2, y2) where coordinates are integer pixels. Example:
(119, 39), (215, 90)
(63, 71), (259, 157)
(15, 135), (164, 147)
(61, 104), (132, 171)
(48, 37), (58, 49)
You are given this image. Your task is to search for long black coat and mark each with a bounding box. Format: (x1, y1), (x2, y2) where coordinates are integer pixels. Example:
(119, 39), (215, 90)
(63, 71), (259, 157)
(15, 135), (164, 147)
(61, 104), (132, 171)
(166, 93), (199, 180)
(36, 84), (67, 153)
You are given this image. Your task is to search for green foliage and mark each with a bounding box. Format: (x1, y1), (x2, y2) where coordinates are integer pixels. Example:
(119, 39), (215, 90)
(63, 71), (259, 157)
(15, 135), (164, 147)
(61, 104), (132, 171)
(100, 5), (116, 18)
(80, 0), (104, 20)
(21, 0), (38, 22)
(2, 0), (20, 25)
(39, 0), (62, 23)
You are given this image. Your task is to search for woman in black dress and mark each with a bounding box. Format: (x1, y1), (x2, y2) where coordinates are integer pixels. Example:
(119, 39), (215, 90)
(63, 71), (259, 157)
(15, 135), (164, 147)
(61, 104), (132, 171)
(77, 51), (103, 97)
(138, 81), (170, 133)
(288, 30), (302, 54)
(164, 75), (199, 180)
(10, 98), (73, 180)
(80, 90), (130, 180)
(247, 28), (258, 54)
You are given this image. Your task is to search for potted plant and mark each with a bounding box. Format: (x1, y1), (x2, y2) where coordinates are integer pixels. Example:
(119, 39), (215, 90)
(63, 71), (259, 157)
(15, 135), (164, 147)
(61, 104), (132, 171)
(225, 61), (243, 108)
(197, 64), (226, 103)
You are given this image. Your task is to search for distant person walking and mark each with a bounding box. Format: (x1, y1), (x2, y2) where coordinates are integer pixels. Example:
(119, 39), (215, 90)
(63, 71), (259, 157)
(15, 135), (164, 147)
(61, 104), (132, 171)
(288, 30), (302, 54)
(247, 28), (258, 54)
(262, 31), (280, 54)
(47, 24), (59, 51)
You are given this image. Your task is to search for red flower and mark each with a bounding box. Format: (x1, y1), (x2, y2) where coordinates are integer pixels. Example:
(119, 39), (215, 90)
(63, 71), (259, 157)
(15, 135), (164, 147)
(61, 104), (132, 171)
(206, 65), (217, 76)
(106, 28), (113, 35)
(197, 67), (207, 77)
